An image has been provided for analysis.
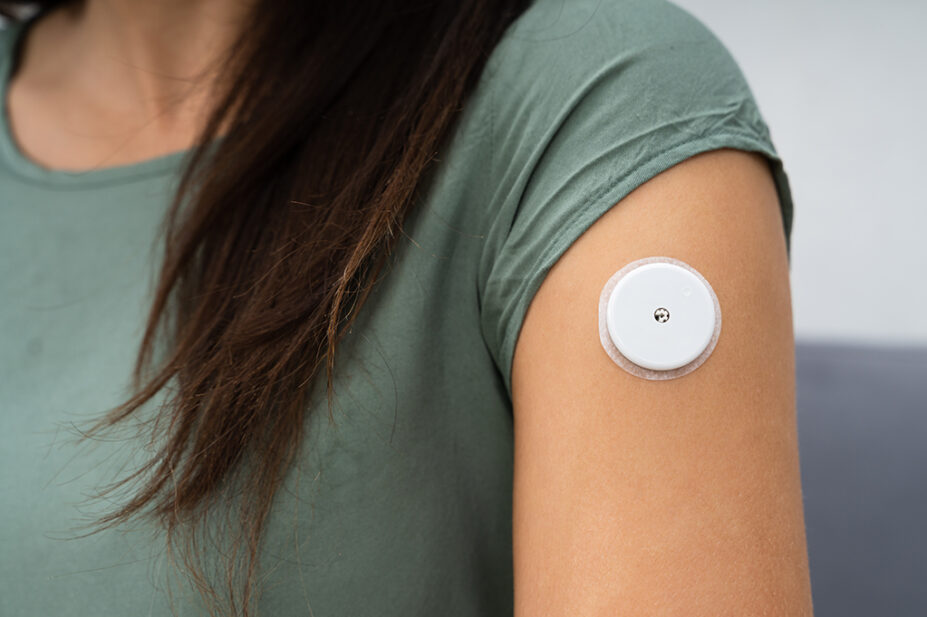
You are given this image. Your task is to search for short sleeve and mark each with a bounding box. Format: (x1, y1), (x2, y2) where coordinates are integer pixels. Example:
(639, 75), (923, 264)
(476, 0), (794, 400)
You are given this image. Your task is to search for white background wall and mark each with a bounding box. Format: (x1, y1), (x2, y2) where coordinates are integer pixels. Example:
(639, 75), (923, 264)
(675, 0), (927, 346)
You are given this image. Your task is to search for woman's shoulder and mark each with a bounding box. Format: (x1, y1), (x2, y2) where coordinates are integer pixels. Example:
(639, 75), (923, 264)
(474, 0), (792, 397)
(499, 0), (725, 51)
(483, 0), (747, 100)
(478, 0), (772, 193)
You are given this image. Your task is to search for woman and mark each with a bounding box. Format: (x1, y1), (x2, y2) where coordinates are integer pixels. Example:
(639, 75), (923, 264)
(0, 0), (814, 615)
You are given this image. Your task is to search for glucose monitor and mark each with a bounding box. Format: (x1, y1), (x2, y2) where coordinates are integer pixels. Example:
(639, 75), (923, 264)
(598, 256), (721, 380)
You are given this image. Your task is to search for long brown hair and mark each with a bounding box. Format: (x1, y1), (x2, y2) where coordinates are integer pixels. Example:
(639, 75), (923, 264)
(1, 0), (532, 614)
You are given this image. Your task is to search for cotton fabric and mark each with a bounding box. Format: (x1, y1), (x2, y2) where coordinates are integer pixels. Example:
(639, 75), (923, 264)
(0, 0), (793, 614)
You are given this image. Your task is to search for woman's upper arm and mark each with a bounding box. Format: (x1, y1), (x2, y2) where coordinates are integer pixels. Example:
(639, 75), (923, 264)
(510, 148), (813, 615)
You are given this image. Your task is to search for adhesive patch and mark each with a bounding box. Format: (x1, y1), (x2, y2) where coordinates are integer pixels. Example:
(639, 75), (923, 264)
(598, 256), (721, 380)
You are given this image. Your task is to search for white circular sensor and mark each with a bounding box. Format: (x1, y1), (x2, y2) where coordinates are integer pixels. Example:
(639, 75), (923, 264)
(598, 256), (721, 379)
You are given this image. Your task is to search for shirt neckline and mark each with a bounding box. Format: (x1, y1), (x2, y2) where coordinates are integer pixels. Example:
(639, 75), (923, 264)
(0, 16), (192, 189)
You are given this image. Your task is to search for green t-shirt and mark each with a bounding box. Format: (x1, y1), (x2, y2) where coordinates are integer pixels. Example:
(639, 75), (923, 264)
(0, 0), (793, 615)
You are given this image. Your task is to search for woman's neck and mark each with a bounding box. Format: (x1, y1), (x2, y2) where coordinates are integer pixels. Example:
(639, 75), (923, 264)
(7, 0), (253, 170)
(74, 0), (252, 104)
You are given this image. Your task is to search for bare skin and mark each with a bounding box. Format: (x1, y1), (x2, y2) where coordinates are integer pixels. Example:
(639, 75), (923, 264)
(8, 3), (814, 612)
(511, 148), (814, 615)
(6, 0), (251, 171)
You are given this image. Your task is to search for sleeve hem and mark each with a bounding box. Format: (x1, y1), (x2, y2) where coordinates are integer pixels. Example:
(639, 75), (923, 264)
(498, 131), (791, 399)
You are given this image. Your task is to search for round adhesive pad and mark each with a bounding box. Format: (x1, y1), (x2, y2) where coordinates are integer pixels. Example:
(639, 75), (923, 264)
(598, 256), (721, 380)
